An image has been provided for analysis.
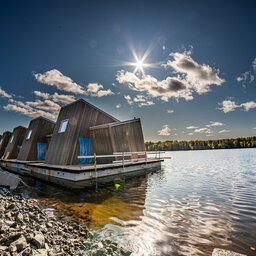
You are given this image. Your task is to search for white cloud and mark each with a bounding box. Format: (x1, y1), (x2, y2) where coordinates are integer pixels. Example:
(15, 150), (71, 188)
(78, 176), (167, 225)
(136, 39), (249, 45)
(116, 104), (121, 108)
(124, 94), (155, 107)
(167, 109), (174, 114)
(4, 101), (57, 119)
(218, 100), (240, 113)
(87, 83), (103, 93)
(218, 129), (230, 134)
(34, 91), (50, 99)
(117, 50), (224, 103)
(138, 101), (155, 107)
(158, 125), (171, 136)
(240, 101), (256, 111)
(51, 93), (75, 104)
(164, 50), (225, 94)
(219, 99), (256, 113)
(34, 90), (75, 104)
(194, 127), (213, 134)
(34, 70), (114, 97)
(0, 87), (12, 98)
(124, 95), (133, 105)
(86, 83), (114, 97)
(116, 70), (193, 102)
(186, 126), (198, 129)
(237, 58), (256, 84)
(206, 121), (225, 127)
(253, 58), (256, 72)
(25, 99), (60, 114)
(236, 71), (251, 83)
(34, 69), (85, 94)
(253, 127), (256, 130)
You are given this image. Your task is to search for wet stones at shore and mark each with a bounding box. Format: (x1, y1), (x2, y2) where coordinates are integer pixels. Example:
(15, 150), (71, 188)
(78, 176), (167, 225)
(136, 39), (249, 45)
(0, 188), (88, 256)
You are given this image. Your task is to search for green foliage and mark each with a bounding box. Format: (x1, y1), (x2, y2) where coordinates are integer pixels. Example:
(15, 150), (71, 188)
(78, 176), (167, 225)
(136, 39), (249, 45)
(145, 136), (256, 151)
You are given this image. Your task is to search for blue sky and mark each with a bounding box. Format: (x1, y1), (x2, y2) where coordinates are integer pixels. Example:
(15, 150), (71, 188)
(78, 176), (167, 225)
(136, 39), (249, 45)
(0, 0), (256, 141)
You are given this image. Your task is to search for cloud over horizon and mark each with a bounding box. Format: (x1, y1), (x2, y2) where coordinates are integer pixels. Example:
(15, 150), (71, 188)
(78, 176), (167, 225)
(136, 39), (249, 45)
(158, 125), (171, 136)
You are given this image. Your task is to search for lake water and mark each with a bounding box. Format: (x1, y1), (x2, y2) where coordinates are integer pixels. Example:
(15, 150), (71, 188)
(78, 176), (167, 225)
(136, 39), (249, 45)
(23, 148), (256, 255)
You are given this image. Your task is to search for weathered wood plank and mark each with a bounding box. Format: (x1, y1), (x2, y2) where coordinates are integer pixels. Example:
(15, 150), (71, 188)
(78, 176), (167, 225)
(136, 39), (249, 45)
(17, 117), (55, 161)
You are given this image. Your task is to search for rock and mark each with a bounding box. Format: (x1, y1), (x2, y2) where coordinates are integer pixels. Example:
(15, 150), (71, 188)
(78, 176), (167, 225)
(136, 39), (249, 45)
(46, 222), (52, 228)
(0, 223), (9, 233)
(31, 232), (45, 249)
(24, 233), (34, 243)
(8, 203), (16, 210)
(19, 247), (32, 256)
(33, 249), (48, 256)
(98, 242), (104, 249)
(9, 235), (28, 253)
(5, 220), (15, 227)
(212, 248), (247, 256)
(5, 212), (12, 220)
(0, 245), (8, 251)
(16, 212), (23, 222)
(0, 205), (5, 212)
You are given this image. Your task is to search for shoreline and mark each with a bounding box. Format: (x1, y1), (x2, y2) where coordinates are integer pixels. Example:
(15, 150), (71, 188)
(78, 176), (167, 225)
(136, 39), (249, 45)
(0, 187), (88, 256)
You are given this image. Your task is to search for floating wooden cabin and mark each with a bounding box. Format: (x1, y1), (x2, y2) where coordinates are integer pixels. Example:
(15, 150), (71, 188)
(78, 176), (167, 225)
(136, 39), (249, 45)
(0, 99), (164, 188)
(89, 118), (146, 163)
(17, 117), (55, 162)
(3, 126), (27, 160)
(0, 131), (12, 158)
(45, 99), (119, 165)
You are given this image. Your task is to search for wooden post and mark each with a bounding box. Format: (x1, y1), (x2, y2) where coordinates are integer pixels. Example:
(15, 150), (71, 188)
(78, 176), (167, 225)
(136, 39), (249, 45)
(122, 152), (124, 172)
(145, 151), (147, 169)
(94, 153), (97, 178)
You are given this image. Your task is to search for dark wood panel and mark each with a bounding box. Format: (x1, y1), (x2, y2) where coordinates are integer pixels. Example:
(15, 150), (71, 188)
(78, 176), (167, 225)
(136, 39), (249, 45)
(3, 126), (27, 159)
(0, 131), (12, 158)
(17, 117), (55, 161)
(89, 119), (146, 163)
(45, 99), (118, 165)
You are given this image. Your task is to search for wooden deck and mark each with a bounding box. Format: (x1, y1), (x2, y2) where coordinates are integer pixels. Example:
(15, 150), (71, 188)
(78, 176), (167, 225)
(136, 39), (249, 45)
(0, 158), (163, 189)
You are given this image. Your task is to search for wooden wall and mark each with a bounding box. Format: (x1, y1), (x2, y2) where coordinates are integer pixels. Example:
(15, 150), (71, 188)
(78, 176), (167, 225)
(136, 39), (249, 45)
(0, 131), (12, 158)
(45, 99), (119, 165)
(110, 119), (146, 154)
(89, 119), (146, 163)
(3, 126), (27, 160)
(17, 117), (55, 161)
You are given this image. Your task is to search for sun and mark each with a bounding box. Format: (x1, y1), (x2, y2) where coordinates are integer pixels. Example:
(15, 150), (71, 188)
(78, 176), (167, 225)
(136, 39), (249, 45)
(119, 42), (159, 77)
(135, 59), (144, 73)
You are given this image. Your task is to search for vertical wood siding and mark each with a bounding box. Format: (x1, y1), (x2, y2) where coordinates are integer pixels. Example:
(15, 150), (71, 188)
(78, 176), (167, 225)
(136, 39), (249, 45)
(0, 131), (12, 158)
(4, 126), (27, 159)
(17, 117), (55, 161)
(45, 100), (118, 165)
(89, 119), (146, 163)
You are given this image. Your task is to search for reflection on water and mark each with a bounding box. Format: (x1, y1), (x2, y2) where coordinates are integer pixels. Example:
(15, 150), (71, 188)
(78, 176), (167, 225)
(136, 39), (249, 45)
(22, 149), (256, 255)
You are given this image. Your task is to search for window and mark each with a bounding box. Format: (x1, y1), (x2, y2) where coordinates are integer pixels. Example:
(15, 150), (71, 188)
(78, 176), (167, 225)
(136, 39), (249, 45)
(26, 130), (32, 140)
(10, 135), (14, 143)
(58, 119), (69, 133)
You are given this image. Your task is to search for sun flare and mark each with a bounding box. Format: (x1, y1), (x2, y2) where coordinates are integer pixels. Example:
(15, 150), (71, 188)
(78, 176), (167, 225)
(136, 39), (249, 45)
(119, 42), (159, 77)
(135, 59), (144, 72)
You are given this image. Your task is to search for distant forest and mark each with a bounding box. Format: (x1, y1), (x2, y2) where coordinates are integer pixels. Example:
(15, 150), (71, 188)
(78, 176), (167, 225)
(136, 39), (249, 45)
(145, 136), (256, 151)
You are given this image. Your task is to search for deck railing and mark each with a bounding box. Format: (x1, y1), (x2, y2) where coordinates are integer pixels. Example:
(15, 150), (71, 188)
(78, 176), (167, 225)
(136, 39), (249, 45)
(78, 151), (170, 174)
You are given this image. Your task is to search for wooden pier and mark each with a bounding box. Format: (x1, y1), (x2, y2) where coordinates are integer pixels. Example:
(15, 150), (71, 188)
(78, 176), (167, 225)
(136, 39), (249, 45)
(0, 152), (164, 189)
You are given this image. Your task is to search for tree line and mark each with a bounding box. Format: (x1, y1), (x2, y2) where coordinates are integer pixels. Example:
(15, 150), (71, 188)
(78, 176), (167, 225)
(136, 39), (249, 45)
(145, 136), (256, 151)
